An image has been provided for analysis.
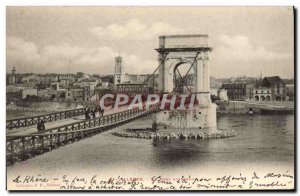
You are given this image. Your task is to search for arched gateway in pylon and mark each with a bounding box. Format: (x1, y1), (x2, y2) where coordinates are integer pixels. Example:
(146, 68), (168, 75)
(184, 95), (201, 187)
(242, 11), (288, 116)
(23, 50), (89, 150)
(153, 34), (217, 131)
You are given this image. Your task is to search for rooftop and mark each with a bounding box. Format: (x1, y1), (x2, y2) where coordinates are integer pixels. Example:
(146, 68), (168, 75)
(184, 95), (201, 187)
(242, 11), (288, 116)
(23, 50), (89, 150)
(264, 76), (284, 84)
(68, 85), (82, 89)
(82, 78), (97, 82)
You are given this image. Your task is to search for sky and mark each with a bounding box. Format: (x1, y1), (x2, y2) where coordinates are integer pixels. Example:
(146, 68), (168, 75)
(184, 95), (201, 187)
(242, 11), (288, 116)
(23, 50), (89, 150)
(6, 6), (294, 78)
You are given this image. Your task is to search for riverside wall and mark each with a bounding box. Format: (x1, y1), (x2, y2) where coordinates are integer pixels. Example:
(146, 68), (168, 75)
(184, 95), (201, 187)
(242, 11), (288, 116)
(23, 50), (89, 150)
(216, 100), (294, 114)
(6, 100), (88, 113)
(216, 101), (254, 114)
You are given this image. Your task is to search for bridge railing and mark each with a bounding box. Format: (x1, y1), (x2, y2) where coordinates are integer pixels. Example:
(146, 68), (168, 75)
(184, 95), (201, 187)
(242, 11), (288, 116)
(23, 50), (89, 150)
(37, 108), (141, 134)
(6, 108), (86, 130)
(6, 105), (159, 165)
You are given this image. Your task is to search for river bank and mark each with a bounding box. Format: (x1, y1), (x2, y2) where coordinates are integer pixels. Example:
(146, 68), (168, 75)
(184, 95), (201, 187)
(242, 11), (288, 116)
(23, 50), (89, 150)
(216, 100), (294, 114)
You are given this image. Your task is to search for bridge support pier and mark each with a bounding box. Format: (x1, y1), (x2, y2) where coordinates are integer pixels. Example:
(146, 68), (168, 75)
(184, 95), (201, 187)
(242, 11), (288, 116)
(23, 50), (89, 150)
(153, 35), (217, 132)
(153, 104), (217, 131)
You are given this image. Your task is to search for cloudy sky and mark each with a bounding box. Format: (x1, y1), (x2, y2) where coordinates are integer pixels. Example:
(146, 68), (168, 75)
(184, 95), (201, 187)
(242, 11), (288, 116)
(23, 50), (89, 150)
(6, 6), (294, 78)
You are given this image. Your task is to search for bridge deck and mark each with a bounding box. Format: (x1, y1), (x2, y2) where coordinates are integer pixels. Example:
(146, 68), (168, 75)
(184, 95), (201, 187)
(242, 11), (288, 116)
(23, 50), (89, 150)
(6, 108), (85, 130)
(6, 106), (133, 137)
(6, 105), (159, 166)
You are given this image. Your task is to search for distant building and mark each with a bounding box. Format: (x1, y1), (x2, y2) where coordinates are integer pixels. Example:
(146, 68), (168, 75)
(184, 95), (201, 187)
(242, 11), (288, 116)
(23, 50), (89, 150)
(114, 83), (149, 96)
(82, 86), (93, 101)
(210, 76), (222, 88)
(7, 67), (23, 84)
(218, 89), (228, 101)
(58, 74), (75, 87)
(22, 75), (39, 85)
(125, 74), (150, 84)
(8, 67), (16, 84)
(114, 56), (125, 84)
(6, 84), (23, 101)
(37, 89), (51, 100)
(22, 74), (58, 85)
(101, 82), (109, 87)
(65, 86), (84, 101)
(286, 84), (294, 101)
(100, 75), (113, 84)
(36, 83), (47, 89)
(125, 74), (158, 92)
(252, 87), (272, 101)
(95, 87), (113, 102)
(7, 84), (24, 93)
(81, 78), (99, 92)
(48, 89), (65, 101)
(210, 87), (218, 97)
(21, 88), (38, 99)
(221, 83), (254, 101)
(262, 76), (287, 101)
(36, 74), (59, 84)
(50, 83), (60, 91)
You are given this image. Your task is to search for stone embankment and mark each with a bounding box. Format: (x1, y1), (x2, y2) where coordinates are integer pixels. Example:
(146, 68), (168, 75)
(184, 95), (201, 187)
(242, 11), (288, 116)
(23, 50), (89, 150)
(111, 129), (235, 140)
(6, 106), (59, 113)
(7, 101), (85, 113)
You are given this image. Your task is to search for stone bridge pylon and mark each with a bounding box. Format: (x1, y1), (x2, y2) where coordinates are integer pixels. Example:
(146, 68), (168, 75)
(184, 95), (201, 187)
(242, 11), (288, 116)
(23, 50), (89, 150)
(153, 35), (217, 131)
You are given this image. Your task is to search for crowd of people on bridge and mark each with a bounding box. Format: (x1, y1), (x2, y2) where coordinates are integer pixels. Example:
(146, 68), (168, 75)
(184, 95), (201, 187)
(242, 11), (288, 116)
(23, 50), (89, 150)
(35, 106), (105, 132)
(85, 106), (104, 120)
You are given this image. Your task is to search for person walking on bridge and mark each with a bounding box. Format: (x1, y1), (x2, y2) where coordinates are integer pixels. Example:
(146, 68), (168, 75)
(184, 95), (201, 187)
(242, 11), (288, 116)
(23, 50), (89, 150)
(98, 106), (104, 117)
(101, 108), (104, 117)
(85, 108), (90, 120)
(41, 120), (45, 131)
(91, 108), (96, 119)
(37, 121), (42, 132)
(37, 120), (45, 132)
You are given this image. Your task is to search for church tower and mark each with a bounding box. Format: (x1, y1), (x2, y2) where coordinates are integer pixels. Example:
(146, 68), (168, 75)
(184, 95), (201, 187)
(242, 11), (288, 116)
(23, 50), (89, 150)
(114, 56), (125, 84)
(9, 66), (16, 84)
(12, 66), (16, 75)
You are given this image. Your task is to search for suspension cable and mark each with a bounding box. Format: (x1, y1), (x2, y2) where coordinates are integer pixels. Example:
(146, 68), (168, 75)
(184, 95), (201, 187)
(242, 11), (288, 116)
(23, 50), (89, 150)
(174, 51), (201, 94)
(183, 52), (200, 77)
(176, 69), (193, 94)
(147, 52), (200, 109)
(142, 53), (169, 85)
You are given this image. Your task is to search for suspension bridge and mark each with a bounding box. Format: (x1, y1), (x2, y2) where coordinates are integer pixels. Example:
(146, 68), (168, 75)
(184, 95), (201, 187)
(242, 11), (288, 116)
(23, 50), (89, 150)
(6, 34), (215, 165)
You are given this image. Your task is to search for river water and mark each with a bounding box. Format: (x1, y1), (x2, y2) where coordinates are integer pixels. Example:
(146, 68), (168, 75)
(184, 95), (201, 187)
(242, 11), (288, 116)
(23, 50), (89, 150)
(7, 114), (294, 184)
